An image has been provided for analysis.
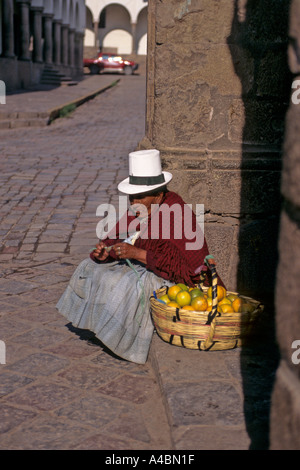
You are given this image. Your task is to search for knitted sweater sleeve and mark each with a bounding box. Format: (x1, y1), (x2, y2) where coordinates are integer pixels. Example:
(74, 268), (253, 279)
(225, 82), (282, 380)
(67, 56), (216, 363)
(145, 239), (225, 288)
(145, 240), (202, 287)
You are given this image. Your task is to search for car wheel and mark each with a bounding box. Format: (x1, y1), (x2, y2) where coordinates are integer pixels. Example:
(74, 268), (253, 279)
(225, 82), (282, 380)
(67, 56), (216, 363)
(124, 66), (133, 75)
(90, 64), (100, 75)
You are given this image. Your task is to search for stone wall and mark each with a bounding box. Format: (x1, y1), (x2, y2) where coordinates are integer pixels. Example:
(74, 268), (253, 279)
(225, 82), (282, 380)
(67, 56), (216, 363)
(139, 0), (292, 300)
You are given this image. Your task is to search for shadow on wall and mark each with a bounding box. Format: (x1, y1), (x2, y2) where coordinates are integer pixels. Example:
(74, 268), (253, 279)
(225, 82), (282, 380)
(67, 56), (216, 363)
(227, 0), (292, 449)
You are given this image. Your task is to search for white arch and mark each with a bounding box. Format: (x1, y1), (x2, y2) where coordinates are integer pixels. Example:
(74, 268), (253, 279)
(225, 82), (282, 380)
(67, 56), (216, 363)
(129, 1), (148, 24)
(86, 6), (93, 29)
(85, 0), (148, 24)
(84, 1), (148, 53)
(136, 5), (147, 54)
(137, 33), (147, 55)
(103, 29), (132, 54)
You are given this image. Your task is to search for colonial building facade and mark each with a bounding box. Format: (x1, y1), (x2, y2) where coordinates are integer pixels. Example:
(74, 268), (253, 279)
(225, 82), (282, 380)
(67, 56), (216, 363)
(85, 0), (148, 56)
(0, 0), (85, 91)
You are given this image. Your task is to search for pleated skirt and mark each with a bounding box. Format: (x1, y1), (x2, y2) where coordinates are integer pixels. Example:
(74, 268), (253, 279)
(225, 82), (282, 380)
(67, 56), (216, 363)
(56, 258), (171, 364)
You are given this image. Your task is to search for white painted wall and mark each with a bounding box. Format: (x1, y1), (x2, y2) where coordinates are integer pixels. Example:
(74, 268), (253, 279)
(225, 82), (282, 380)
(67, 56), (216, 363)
(85, 0), (148, 54)
(103, 29), (132, 54)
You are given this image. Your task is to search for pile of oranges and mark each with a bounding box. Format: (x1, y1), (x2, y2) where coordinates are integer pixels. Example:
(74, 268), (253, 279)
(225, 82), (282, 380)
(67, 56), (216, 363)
(158, 283), (255, 313)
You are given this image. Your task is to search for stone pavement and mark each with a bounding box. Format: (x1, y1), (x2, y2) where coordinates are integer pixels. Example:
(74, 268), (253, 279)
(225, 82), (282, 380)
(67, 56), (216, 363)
(0, 70), (279, 451)
(0, 74), (121, 129)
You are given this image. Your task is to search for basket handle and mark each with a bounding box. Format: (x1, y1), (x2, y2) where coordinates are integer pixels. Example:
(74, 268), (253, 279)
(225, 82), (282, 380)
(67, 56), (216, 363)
(195, 254), (217, 291)
(205, 256), (219, 324)
(198, 256), (220, 350)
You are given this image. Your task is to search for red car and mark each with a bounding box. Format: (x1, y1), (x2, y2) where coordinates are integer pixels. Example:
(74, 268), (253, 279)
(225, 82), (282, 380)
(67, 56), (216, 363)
(84, 53), (139, 75)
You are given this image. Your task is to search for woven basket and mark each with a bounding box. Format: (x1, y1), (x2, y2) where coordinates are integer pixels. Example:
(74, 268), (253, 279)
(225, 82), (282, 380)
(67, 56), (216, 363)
(150, 286), (263, 351)
(150, 257), (263, 351)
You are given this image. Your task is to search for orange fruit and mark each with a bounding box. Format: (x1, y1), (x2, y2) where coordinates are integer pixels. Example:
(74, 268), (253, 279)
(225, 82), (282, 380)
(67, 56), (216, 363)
(176, 290), (192, 308)
(167, 301), (180, 308)
(218, 297), (232, 306)
(182, 305), (195, 311)
(219, 304), (234, 314)
(207, 285), (226, 301)
(226, 293), (239, 303)
(190, 288), (204, 300)
(159, 294), (170, 304)
(191, 296), (208, 312)
(232, 297), (244, 312)
(167, 285), (182, 301)
(177, 283), (189, 291)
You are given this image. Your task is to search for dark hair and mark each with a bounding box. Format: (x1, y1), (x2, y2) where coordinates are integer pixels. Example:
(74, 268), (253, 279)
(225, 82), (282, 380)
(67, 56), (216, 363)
(129, 186), (168, 200)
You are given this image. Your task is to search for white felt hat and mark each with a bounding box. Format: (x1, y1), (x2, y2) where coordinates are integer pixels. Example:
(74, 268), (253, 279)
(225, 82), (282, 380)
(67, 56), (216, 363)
(118, 149), (173, 195)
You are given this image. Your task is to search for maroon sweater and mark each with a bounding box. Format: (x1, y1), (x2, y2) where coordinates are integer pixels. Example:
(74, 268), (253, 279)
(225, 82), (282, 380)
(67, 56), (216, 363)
(90, 191), (224, 288)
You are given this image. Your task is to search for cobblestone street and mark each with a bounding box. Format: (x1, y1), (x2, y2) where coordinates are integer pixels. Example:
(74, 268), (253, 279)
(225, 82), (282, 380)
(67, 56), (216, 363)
(0, 77), (145, 264)
(0, 74), (174, 450)
(0, 73), (279, 451)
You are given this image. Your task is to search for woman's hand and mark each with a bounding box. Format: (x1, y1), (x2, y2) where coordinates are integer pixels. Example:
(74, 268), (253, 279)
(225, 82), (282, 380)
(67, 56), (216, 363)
(93, 242), (109, 261)
(113, 243), (147, 265)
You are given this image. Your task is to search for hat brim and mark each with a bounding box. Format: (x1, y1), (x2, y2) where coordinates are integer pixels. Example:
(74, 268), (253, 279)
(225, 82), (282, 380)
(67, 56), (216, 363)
(118, 171), (173, 195)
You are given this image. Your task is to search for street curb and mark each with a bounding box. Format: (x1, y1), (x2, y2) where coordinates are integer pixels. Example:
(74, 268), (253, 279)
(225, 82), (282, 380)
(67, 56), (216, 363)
(148, 335), (177, 449)
(47, 78), (121, 124)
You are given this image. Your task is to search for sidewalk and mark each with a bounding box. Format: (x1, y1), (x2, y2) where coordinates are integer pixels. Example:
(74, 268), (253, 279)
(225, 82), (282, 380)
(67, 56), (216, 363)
(0, 74), (120, 129)
(0, 72), (279, 451)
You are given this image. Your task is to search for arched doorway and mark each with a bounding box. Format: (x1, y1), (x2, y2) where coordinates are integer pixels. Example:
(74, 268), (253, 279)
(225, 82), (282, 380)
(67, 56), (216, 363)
(136, 6), (147, 55)
(102, 28), (132, 54)
(137, 33), (147, 55)
(85, 6), (94, 47)
(98, 3), (131, 54)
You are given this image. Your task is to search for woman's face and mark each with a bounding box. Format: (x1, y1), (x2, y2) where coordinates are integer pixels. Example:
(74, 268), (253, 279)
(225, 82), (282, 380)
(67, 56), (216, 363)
(129, 192), (164, 217)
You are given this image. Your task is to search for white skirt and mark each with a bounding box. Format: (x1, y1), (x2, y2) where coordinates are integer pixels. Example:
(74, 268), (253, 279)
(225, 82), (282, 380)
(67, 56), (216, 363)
(56, 258), (171, 364)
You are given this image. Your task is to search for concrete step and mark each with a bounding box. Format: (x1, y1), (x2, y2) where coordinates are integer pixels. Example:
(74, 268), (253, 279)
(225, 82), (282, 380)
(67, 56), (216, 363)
(42, 71), (72, 80)
(0, 111), (49, 128)
(40, 78), (63, 84)
(0, 117), (49, 129)
(40, 79), (78, 87)
(60, 80), (79, 86)
(40, 65), (78, 86)
(0, 111), (48, 120)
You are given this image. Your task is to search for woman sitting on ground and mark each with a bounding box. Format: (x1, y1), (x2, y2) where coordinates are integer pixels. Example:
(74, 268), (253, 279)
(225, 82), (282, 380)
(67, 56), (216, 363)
(56, 149), (224, 364)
